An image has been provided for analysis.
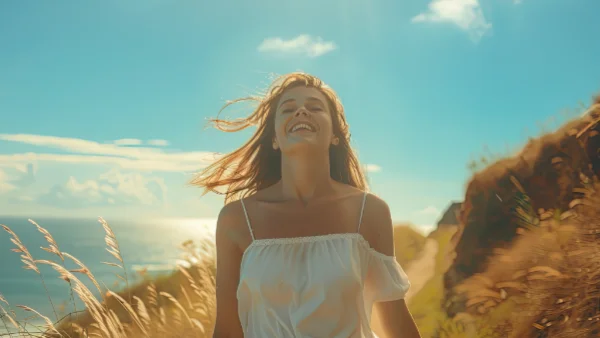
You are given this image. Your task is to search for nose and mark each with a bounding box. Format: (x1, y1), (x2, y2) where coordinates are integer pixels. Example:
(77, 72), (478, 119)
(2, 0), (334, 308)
(294, 107), (309, 117)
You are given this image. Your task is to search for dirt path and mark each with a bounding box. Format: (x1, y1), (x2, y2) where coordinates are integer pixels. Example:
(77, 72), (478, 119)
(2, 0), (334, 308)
(371, 238), (439, 336)
(404, 238), (439, 302)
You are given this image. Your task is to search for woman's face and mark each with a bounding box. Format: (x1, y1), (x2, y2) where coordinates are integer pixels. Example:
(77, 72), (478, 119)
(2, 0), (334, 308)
(272, 85), (335, 155)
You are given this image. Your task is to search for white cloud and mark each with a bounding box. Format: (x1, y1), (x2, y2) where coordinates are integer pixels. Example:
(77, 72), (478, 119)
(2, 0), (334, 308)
(99, 169), (167, 205)
(364, 164), (382, 173)
(1, 134), (163, 159)
(0, 153), (216, 172)
(113, 138), (143, 146)
(112, 138), (170, 147)
(0, 165), (35, 194)
(417, 206), (441, 216)
(0, 134), (220, 173)
(147, 139), (169, 147)
(37, 169), (167, 208)
(411, 0), (492, 42)
(257, 35), (337, 58)
(0, 169), (16, 193)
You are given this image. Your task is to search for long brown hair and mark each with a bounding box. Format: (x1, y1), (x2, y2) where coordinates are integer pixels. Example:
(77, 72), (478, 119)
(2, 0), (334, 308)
(190, 72), (367, 204)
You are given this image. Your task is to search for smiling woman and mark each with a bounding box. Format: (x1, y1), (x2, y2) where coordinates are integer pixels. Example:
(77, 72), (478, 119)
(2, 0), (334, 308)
(191, 73), (366, 202)
(191, 73), (422, 338)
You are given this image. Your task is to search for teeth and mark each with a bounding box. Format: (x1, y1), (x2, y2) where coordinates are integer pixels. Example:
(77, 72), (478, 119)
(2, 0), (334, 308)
(291, 123), (313, 132)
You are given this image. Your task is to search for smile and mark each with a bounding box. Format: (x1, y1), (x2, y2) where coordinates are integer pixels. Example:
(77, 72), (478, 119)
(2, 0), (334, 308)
(288, 121), (317, 133)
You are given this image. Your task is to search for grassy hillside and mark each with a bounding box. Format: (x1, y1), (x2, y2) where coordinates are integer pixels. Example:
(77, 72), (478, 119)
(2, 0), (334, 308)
(441, 96), (600, 337)
(441, 183), (600, 337)
(446, 96), (600, 300)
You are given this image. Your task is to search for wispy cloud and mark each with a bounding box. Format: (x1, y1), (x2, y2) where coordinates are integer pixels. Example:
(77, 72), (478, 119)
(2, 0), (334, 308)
(147, 139), (169, 147)
(37, 169), (167, 208)
(0, 134), (220, 172)
(411, 0), (492, 42)
(113, 138), (143, 146)
(417, 205), (440, 216)
(364, 164), (382, 173)
(0, 169), (16, 193)
(0, 165), (35, 194)
(257, 35), (337, 58)
(111, 138), (170, 147)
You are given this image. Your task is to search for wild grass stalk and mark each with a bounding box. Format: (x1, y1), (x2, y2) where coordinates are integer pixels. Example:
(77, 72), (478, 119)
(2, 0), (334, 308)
(1, 225), (59, 324)
(98, 217), (130, 304)
(0, 293), (19, 338)
(30, 220), (79, 328)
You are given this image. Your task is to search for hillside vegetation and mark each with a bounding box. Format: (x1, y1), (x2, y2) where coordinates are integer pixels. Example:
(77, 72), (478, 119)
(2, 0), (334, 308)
(447, 96), (600, 297)
(442, 96), (600, 337)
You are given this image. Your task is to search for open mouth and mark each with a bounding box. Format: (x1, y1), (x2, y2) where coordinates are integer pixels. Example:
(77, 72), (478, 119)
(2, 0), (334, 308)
(288, 121), (317, 133)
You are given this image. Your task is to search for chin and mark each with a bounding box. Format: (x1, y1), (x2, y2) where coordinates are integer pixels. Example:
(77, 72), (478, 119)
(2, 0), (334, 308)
(282, 141), (328, 154)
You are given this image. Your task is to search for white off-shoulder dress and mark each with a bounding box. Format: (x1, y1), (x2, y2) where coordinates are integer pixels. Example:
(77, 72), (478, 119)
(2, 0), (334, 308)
(236, 192), (412, 338)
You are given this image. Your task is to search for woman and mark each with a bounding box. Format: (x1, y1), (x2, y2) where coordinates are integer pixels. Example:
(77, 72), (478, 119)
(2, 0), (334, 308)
(193, 72), (421, 338)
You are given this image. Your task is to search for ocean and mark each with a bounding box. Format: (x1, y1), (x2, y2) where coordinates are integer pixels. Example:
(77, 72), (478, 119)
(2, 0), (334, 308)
(0, 216), (216, 331)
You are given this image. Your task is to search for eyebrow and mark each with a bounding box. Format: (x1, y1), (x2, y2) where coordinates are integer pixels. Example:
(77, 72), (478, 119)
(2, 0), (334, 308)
(278, 96), (325, 109)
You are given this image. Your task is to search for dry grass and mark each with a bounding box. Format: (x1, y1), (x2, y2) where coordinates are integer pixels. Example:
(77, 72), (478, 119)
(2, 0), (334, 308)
(447, 96), (600, 296)
(434, 96), (600, 337)
(418, 184), (599, 338)
(0, 217), (216, 338)
(447, 182), (600, 337)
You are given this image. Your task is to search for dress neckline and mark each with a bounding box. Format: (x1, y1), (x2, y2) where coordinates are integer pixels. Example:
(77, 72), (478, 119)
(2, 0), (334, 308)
(251, 232), (361, 245)
(241, 232), (396, 262)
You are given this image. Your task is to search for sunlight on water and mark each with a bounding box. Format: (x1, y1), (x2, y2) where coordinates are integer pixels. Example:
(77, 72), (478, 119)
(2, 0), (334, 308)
(161, 217), (217, 236)
(129, 218), (217, 272)
(124, 217), (217, 272)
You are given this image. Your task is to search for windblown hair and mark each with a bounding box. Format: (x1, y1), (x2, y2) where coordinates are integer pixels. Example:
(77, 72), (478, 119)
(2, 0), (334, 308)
(190, 72), (367, 204)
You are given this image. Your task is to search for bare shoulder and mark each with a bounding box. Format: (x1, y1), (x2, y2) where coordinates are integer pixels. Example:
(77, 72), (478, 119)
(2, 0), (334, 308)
(217, 199), (244, 222)
(360, 193), (395, 257)
(363, 193), (392, 218)
(216, 199), (250, 252)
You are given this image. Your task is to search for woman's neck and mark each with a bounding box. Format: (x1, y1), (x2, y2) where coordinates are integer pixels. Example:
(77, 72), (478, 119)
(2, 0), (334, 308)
(279, 152), (333, 204)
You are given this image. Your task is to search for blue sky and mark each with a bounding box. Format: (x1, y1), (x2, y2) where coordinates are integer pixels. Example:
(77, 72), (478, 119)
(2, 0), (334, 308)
(1, 0), (599, 234)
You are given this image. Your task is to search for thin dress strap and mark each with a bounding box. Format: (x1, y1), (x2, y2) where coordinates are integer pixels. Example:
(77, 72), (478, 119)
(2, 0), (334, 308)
(240, 198), (255, 241)
(357, 191), (368, 233)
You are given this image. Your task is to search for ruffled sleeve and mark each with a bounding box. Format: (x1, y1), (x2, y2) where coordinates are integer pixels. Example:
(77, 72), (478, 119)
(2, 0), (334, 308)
(365, 250), (411, 303)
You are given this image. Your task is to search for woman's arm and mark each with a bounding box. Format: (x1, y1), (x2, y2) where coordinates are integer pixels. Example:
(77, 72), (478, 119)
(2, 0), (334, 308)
(376, 299), (421, 338)
(362, 194), (422, 338)
(212, 202), (245, 338)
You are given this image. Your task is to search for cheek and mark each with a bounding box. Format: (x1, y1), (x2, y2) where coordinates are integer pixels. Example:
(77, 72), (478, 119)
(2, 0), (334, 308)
(273, 116), (287, 139)
(319, 115), (335, 136)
